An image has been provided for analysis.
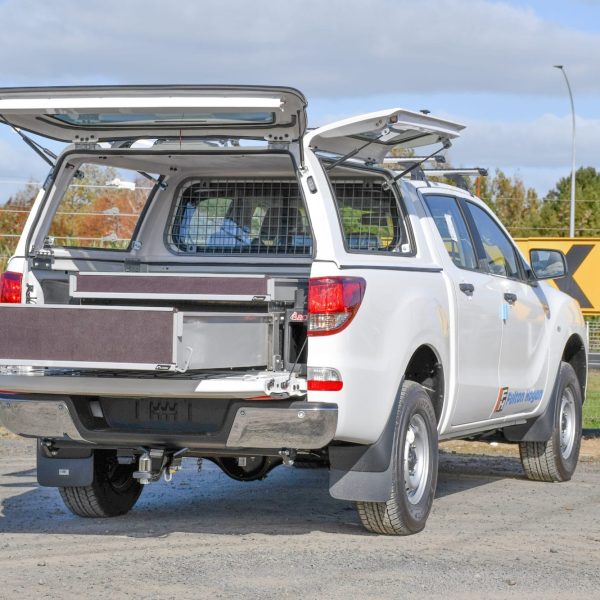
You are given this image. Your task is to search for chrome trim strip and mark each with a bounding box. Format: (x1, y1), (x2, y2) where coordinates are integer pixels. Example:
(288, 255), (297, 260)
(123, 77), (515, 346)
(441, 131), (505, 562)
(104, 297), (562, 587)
(227, 406), (338, 449)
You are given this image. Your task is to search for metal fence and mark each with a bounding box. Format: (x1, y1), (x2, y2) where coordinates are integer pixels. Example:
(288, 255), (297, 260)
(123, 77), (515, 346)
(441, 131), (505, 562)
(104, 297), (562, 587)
(585, 335), (600, 432)
(585, 320), (600, 429)
(587, 320), (600, 353)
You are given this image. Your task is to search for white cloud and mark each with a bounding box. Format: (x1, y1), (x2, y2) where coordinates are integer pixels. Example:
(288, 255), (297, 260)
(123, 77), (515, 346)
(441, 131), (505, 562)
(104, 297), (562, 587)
(0, 0), (598, 199)
(0, 135), (54, 203)
(0, 0), (598, 97)
(449, 113), (599, 170)
(0, 137), (50, 179)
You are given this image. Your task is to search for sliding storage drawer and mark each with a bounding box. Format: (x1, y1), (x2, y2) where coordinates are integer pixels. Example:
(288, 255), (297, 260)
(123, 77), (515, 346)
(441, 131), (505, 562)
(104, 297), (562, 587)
(0, 305), (178, 370)
(0, 306), (275, 372)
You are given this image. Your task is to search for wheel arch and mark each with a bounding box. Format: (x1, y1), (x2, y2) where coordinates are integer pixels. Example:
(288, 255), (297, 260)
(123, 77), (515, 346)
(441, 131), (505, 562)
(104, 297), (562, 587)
(403, 344), (445, 424)
(562, 333), (587, 402)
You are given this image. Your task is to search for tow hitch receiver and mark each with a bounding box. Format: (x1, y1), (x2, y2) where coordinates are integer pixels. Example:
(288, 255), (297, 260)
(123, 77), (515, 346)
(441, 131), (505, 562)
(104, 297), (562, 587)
(133, 448), (186, 484)
(279, 448), (297, 467)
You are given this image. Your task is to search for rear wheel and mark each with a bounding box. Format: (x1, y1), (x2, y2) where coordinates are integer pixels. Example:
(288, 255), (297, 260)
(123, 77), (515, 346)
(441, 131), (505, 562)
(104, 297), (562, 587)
(59, 450), (142, 517)
(357, 381), (438, 535)
(519, 362), (582, 482)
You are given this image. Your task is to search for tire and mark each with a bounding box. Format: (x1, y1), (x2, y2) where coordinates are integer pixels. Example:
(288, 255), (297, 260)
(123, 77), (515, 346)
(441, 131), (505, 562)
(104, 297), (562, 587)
(519, 362), (582, 483)
(59, 450), (143, 517)
(357, 381), (438, 535)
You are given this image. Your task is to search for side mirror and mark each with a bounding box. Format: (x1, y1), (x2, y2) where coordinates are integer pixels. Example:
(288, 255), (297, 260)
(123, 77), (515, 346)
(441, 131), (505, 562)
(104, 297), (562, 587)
(529, 249), (568, 280)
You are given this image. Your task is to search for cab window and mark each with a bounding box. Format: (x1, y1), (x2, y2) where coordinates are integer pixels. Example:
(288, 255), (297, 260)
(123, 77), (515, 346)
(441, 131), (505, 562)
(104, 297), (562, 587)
(466, 202), (521, 279)
(424, 195), (477, 270)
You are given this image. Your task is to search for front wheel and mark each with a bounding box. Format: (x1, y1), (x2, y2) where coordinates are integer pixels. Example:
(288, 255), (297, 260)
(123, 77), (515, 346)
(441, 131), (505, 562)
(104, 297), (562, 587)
(519, 362), (582, 482)
(59, 450), (143, 517)
(357, 381), (438, 535)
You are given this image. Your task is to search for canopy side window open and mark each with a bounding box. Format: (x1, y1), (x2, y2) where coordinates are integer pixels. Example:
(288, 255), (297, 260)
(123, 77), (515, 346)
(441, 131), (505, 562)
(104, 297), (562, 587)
(305, 108), (465, 164)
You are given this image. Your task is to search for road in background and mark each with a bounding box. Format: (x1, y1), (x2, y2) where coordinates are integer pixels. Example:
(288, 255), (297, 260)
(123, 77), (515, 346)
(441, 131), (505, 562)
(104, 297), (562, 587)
(1, 437), (599, 599)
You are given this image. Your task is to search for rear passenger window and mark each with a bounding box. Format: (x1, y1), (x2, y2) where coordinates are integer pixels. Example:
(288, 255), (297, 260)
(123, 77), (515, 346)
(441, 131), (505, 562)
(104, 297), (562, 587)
(330, 178), (411, 254)
(424, 195), (478, 270)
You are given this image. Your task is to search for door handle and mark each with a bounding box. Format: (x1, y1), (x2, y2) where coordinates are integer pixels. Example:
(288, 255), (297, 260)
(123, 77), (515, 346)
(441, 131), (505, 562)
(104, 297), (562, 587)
(459, 283), (475, 296)
(504, 292), (517, 305)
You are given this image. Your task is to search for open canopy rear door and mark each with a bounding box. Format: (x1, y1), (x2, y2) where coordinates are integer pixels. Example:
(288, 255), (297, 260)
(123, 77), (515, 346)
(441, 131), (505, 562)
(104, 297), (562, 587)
(0, 85), (307, 143)
(305, 108), (464, 163)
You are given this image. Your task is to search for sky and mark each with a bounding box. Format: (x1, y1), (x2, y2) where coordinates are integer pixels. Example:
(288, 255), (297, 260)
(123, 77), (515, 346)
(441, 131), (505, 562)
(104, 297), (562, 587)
(0, 0), (599, 199)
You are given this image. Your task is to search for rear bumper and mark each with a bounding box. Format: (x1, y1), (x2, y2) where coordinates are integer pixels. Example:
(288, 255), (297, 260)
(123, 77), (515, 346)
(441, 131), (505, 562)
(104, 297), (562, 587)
(0, 397), (86, 441)
(0, 395), (338, 451)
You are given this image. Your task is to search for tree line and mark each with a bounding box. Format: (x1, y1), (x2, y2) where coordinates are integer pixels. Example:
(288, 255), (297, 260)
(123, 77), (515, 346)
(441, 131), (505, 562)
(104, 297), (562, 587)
(475, 166), (600, 238)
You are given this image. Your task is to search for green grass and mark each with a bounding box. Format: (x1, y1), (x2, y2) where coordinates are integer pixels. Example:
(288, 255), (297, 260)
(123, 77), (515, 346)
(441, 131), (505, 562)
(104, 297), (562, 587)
(584, 369), (600, 429)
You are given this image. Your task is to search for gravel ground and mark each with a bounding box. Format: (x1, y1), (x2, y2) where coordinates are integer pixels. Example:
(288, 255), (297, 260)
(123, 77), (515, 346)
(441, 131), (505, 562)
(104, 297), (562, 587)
(1, 437), (600, 600)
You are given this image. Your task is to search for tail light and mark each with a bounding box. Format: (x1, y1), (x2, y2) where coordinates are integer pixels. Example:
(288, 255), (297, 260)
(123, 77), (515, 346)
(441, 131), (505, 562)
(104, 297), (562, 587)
(0, 271), (23, 304)
(307, 367), (343, 391)
(308, 276), (366, 336)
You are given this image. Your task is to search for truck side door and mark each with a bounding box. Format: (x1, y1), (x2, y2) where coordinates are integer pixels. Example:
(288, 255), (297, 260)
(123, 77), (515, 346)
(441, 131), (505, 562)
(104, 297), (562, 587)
(422, 194), (503, 426)
(463, 201), (549, 418)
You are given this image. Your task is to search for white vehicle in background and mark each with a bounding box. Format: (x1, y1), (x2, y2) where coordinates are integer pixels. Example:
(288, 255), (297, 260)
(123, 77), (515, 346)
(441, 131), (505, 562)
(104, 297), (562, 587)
(0, 85), (587, 535)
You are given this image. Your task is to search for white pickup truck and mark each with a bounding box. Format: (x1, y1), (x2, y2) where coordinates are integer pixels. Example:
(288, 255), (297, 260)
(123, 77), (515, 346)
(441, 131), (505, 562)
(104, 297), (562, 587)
(0, 85), (587, 535)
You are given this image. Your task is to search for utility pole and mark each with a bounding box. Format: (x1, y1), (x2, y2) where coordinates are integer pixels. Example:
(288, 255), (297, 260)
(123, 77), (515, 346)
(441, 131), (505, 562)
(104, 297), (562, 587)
(554, 65), (576, 238)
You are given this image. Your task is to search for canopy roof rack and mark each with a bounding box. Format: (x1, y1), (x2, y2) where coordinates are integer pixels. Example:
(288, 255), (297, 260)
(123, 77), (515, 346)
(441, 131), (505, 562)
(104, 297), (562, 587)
(381, 155), (446, 166)
(421, 167), (488, 191)
(422, 167), (487, 177)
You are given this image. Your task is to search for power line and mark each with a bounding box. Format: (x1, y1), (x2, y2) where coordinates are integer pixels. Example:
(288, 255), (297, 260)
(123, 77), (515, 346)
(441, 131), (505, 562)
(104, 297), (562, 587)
(510, 227), (600, 232)
(493, 197), (600, 204)
(0, 208), (141, 217)
(0, 179), (41, 186)
(50, 235), (130, 242)
(0, 179), (153, 190)
(0, 233), (128, 242)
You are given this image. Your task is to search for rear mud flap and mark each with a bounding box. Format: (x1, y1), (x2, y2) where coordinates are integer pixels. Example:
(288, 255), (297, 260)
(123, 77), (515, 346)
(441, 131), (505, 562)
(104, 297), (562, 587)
(37, 444), (93, 487)
(328, 379), (403, 503)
